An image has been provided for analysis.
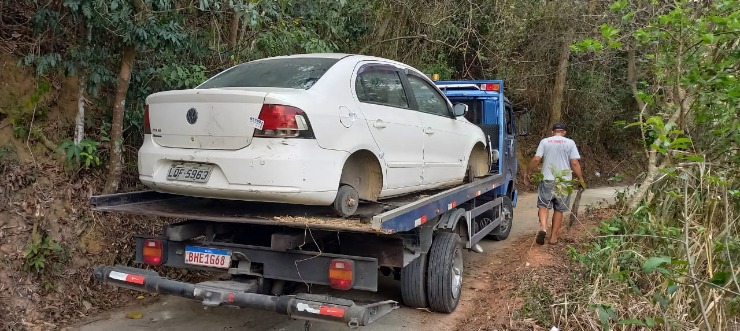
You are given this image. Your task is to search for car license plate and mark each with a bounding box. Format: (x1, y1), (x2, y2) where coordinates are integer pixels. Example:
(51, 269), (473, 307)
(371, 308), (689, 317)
(184, 246), (231, 269)
(166, 162), (213, 183)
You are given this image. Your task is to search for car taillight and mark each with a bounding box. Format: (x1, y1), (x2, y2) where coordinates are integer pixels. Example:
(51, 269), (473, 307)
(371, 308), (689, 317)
(328, 259), (354, 290)
(144, 104), (151, 134)
(254, 104), (312, 138)
(142, 239), (162, 265)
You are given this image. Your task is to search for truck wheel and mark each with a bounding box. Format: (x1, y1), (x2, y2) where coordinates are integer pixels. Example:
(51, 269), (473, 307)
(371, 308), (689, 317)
(400, 254), (428, 308)
(333, 185), (359, 217)
(427, 232), (463, 313)
(489, 196), (513, 241)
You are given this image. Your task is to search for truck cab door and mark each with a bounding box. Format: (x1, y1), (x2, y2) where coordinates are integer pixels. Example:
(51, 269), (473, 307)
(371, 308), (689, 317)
(503, 102), (517, 196)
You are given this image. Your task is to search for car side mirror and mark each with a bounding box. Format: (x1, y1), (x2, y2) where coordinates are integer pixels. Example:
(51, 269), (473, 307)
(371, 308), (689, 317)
(453, 103), (468, 117)
(516, 110), (532, 136)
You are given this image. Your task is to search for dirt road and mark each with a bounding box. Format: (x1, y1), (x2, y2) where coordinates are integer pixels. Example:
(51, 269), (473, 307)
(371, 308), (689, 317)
(75, 186), (622, 331)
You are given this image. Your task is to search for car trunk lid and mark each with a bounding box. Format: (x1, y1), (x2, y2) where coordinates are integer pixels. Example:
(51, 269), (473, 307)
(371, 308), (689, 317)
(146, 89), (267, 150)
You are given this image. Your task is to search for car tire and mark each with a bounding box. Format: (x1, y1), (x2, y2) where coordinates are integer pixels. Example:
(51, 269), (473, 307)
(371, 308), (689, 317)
(401, 254), (428, 308)
(427, 232), (463, 313)
(489, 196), (513, 241)
(333, 184), (359, 217)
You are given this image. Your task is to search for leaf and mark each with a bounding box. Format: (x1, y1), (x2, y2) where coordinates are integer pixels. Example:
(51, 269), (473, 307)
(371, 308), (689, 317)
(709, 272), (729, 285)
(609, 0), (628, 12)
(643, 256), (671, 273)
(596, 306), (610, 328)
(600, 24), (620, 39)
(683, 155), (705, 162)
(669, 137), (692, 149)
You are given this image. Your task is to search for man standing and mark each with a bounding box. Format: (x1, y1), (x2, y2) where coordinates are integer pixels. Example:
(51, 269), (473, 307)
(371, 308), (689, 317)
(523, 122), (585, 245)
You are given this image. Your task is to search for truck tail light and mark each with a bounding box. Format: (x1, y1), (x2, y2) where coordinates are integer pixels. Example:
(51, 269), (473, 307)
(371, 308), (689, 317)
(254, 104), (313, 138)
(142, 239), (162, 265)
(144, 104), (151, 134)
(328, 259), (354, 290)
(480, 83), (500, 92)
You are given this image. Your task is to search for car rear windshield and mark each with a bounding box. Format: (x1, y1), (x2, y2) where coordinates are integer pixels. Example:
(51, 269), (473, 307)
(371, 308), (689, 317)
(197, 57), (339, 90)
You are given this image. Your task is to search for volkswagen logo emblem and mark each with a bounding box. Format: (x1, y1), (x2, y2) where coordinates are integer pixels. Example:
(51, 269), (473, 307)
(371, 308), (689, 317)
(186, 108), (198, 124)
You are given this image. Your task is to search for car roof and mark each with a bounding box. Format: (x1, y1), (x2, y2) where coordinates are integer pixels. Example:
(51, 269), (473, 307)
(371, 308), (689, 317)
(273, 53), (354, 59)
(264, 53), (409, 66)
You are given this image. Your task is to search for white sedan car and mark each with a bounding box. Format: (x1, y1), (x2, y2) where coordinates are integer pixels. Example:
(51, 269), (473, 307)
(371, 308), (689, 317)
(139, 54), (491, 216)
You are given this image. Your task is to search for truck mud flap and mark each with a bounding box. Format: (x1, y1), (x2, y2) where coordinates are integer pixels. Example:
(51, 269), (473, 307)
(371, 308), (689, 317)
(93, 265), (398, 327)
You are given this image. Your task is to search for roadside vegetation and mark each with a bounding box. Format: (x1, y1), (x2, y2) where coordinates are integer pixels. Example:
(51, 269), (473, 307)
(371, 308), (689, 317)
(560, 1), (738, 329)
(0, 0), (736, 330)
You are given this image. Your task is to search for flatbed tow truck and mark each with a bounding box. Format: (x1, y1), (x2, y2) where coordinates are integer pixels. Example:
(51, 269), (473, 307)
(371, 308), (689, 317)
(91, 79), (530, 328)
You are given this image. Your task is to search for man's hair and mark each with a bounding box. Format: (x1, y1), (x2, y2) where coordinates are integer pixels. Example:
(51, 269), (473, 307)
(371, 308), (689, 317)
(551, 122), (567, 131)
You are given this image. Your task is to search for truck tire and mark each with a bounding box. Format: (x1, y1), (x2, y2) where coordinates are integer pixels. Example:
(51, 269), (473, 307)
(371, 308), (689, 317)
(427, 232), (463, 313)
(489, 196), (513, 241)
(333, 185), (359, 217)
(400, 254), (428, 308)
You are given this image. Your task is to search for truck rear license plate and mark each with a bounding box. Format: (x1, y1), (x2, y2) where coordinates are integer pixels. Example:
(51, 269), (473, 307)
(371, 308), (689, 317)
(184, 246), (231, 269)
(166, 163), (213, 183)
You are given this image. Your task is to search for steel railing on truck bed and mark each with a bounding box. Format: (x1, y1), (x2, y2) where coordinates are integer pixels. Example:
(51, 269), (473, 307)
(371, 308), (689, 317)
(90, 174), (504, 234)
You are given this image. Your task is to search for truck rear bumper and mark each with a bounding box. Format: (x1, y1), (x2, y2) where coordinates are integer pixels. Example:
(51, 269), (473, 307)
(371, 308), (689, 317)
(93, 265), (398, 327)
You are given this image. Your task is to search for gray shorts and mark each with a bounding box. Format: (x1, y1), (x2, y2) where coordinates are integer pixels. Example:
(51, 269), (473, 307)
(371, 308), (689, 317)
(537, 181), (571, 212)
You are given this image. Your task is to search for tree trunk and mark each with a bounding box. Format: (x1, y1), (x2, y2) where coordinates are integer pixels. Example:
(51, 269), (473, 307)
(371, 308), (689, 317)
(103, 45), (136, 194)
(548, 30), (573, 129)
(74, 72), (86, 145)
(626, 93), (694, 211)
(627, 49), (646, 111)
(228, 9), (240, 49)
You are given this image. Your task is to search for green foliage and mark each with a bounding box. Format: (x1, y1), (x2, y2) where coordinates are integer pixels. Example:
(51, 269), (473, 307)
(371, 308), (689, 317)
(0, 145), (16, 160)
(607, 174), (623, 182)
(516, 281), (554, 326)
(59, 139), (102, 169)
(23, 227), (63, 274)
(8, 79), (51, 140)
(159, 64), (207, 90)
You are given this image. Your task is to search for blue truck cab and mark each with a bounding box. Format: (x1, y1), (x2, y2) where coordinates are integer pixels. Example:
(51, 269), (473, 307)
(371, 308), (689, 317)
(435, 79), (528, 208)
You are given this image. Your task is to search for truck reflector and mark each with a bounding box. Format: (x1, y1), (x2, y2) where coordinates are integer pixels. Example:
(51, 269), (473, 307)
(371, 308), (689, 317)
(109, 271), (145, 285)
(319, 306), (345, 318)
(414, 215), (428, 226)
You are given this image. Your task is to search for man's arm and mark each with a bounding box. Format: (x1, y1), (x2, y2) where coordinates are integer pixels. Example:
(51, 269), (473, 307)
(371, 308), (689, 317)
(524, 156), (542, 185)
(570, 159), (585, 188)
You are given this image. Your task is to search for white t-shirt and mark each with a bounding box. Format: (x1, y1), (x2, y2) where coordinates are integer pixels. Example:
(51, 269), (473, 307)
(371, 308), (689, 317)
(535, 135), (581, 181)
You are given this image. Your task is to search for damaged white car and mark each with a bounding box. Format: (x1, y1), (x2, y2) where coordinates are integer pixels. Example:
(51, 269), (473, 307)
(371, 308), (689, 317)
(138, 54), (491, 216)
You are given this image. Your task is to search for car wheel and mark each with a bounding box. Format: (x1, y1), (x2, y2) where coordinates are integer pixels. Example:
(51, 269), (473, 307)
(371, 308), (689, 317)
(333, 184), (359, 217)
(427, 232), (463, 313)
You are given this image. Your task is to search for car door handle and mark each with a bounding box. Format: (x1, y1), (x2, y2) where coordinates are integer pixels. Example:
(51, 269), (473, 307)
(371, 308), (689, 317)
(373, 119), (386, 129)
(424, 127), (434, 135)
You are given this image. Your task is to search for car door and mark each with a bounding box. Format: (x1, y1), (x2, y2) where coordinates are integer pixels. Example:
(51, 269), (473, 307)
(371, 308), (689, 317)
(404, 73), (468, 186)
(352, 63), (425, 189)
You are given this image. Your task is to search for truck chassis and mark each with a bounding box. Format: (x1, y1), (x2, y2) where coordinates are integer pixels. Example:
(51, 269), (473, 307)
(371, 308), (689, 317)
(92, 173), (515, 327)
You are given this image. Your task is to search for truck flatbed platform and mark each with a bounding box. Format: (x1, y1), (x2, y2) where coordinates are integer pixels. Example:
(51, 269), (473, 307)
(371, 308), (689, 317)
(91, 173), (504, 234)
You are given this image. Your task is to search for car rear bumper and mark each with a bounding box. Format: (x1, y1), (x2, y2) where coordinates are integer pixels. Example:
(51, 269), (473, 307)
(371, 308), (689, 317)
(138, 136), (347, 205)
(93, 265), (398, 327)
